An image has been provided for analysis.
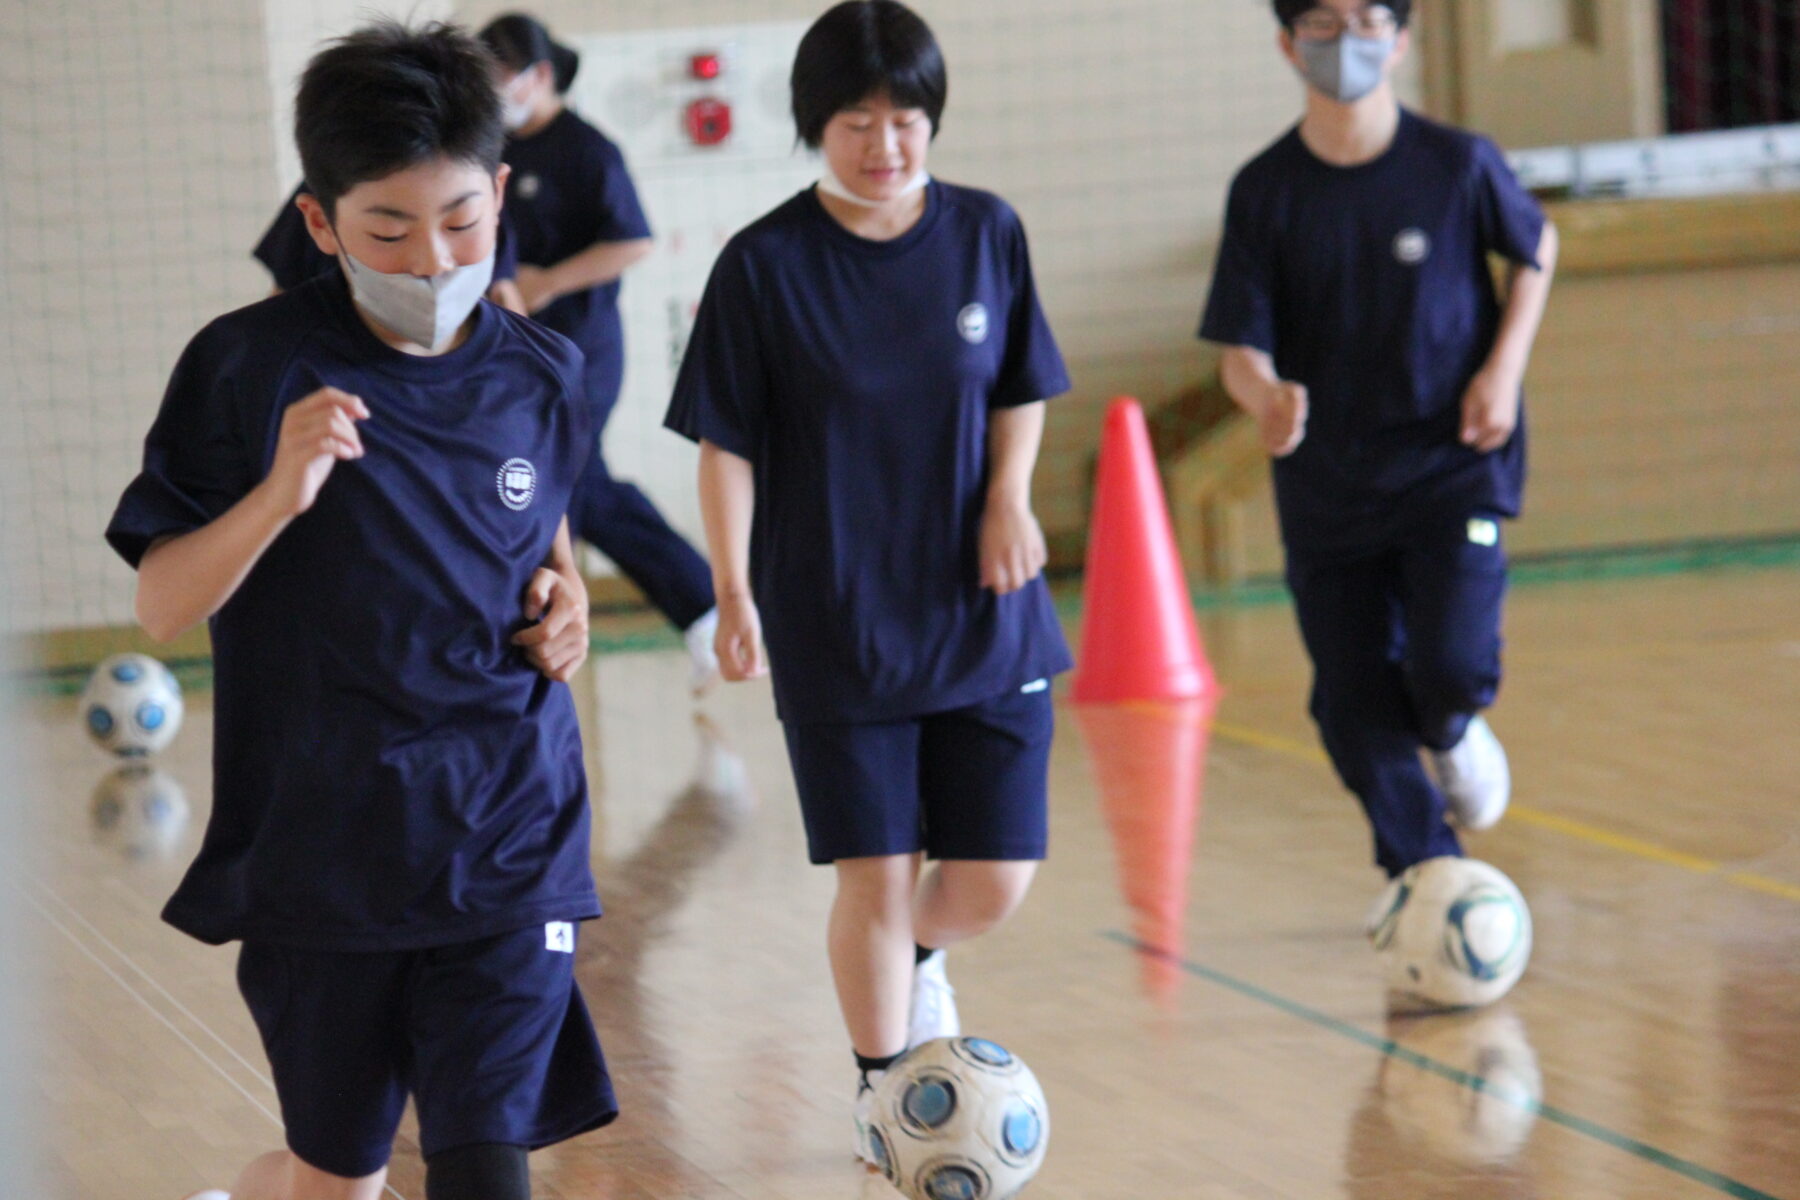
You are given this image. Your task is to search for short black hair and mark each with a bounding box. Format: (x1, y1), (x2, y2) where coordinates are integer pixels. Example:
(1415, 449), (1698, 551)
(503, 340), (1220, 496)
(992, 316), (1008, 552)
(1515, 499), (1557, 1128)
(1273, 1), (1413, 29)
(295, 20), (505, 219)
(790, 1), (947, 149)
(479, 12), (581, 94)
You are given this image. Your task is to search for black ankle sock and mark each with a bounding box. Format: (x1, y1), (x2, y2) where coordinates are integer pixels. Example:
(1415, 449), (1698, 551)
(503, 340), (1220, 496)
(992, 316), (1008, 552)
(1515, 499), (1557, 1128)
(915, 942), (937, 965)
(855, 1050), (903, 1077)
(425, 1143), (530, 1200)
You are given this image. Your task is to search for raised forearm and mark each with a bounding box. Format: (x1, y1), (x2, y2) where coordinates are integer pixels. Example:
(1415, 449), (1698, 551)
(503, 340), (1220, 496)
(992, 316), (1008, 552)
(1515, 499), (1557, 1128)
(135, 483), (293, 642)
(543, 238), (653, 303)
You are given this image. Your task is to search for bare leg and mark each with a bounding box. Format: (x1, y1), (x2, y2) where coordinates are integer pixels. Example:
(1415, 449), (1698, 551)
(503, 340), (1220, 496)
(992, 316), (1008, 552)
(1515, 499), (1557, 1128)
(228, 1150), (388, 1200)
(829, 854), (920, 1057)
(913, 860), (1039, 949)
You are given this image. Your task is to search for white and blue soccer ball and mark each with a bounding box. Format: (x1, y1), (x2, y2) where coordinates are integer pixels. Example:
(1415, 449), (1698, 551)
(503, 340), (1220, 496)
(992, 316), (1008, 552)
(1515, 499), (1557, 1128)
(1368, 856), (1532, 1008)
(868, 1037), (1049, 1200)
(89, 764), (191, 860)
(80, 653), (184, 757)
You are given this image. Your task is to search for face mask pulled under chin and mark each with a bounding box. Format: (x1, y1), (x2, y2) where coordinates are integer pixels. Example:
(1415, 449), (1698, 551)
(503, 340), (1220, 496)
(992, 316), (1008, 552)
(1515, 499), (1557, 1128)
(1297, 32), (1396, 103)
(501, 69), (540, 131)
(816, 166), (931, 208)
(339, 245), (495, 351)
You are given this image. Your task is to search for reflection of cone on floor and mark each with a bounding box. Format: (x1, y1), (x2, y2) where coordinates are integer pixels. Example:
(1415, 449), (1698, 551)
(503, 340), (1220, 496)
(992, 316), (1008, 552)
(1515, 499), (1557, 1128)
(1075, 694), (1217, 1000)
(1072, 397), (1216, 703)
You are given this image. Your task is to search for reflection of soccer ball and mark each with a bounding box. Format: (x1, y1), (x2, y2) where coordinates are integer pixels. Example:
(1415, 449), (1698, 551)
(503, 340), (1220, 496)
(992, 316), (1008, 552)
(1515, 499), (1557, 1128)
(1379, 1007), (1542, 1165)
(90, 765), (191, 860)
(1368, 857), (1532, 1008)
(80, 654), (183, 757)
(868, 1037), (1049, 1200)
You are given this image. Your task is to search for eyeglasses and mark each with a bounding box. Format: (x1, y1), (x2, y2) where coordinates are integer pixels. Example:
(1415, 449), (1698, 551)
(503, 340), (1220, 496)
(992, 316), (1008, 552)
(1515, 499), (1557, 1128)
(1291, 5), (1398, 41)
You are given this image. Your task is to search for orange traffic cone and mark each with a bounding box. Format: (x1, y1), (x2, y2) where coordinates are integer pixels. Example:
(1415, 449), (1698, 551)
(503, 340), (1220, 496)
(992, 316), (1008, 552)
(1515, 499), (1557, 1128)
(1075, 695), (1218, 1001)
(1072, 397), (1216, 703)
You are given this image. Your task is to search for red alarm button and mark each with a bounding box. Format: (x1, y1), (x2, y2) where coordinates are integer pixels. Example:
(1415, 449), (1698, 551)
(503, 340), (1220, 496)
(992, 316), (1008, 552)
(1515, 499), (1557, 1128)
(690, 53), (723, 80)
(685, 97), (732, 146)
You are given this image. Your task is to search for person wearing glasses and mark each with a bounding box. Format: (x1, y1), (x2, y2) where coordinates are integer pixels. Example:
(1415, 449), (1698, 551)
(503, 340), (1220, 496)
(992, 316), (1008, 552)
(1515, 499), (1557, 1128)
(1199, 1), (1558, 907)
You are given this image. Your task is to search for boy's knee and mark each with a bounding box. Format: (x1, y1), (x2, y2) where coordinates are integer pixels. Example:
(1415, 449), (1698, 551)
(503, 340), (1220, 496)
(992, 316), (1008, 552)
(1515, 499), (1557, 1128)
(425, 1143), (530, 1200)
(835, 857), (917, 918)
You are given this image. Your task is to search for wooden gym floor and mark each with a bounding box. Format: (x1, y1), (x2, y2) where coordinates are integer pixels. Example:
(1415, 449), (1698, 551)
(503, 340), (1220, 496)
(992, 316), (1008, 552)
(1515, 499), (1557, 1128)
(13, 564), (1800, 1199)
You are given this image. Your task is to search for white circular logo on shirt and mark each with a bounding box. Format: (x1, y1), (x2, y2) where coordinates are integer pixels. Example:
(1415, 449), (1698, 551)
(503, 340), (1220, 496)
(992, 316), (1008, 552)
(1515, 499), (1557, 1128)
(957, 303), (990, 344)
(515, 173), (541, 201)
(1394, 228), (1431, 265)
(497, 458), (537, 511)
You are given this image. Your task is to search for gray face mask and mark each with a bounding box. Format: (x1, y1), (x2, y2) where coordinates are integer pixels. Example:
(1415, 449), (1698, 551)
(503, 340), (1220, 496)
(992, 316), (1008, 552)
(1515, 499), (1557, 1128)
(1297, 32), (1396, 103)
(339, 244), (495, 351)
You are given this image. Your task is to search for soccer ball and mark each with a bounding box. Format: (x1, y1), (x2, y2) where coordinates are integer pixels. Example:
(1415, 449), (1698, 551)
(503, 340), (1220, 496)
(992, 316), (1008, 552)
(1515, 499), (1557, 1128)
(1367, 856), (1532, 1008)
(80, 653), (184, 757)
(90, 765), (191, 860)
(868, 1037), (1049, 1200)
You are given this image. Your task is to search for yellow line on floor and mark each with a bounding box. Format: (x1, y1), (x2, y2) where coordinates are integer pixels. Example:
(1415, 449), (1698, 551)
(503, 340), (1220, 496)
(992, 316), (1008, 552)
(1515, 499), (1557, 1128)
(1503, 806), (1721, 872)
(1211, 721), (1327, 763)
(1208, 719), (1800, 904)
(1725, 872), (1800, 903)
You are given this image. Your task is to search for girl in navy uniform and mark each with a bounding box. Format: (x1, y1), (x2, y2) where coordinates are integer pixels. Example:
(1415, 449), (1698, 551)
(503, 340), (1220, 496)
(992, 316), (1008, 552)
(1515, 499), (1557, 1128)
(666, 0), (1071, 1162)
(1200, 1), (1558, 898)
(480, 13), (721, 691)
(110, 24), (614, 1200)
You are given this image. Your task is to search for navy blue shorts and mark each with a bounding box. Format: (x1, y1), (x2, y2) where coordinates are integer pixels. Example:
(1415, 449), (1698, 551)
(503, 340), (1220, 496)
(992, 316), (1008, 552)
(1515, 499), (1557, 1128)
(237, 921), (617, 1179)
(782, 685), (1055, 865)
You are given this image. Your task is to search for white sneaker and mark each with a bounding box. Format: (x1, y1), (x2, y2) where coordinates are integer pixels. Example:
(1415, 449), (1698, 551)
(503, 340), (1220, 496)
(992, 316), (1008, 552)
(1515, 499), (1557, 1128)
(684, 608), (721, 697)
(1431, 715), (1510, 831)
(690, 713), (753, 815)
(854, 1071), (883, 1165)
(907, 949), (960, 1050)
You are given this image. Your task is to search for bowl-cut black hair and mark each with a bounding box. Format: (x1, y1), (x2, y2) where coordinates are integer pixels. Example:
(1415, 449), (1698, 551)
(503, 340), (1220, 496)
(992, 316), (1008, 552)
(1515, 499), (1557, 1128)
(791, 1), (947, 149)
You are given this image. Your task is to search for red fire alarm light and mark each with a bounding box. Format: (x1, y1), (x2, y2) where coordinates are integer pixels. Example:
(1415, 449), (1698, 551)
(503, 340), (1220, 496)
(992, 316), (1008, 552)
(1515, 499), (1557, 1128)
(685, 97), (732, 146)
(689, 52), (723, 81)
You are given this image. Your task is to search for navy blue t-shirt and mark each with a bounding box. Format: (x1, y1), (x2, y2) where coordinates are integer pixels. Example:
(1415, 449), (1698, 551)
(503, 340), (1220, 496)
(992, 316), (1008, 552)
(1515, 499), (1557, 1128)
(502, 110), (652, 365)
(665, 181), (1073, 724)
(1199, 109), (1546, 559)
(106, 276), (599, 951)
(252, 183), (519, 291)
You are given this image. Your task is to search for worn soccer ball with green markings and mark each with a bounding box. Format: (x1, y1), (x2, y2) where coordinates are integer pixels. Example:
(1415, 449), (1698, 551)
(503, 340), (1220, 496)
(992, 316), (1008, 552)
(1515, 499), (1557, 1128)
(1368, 856), (1533, 1008)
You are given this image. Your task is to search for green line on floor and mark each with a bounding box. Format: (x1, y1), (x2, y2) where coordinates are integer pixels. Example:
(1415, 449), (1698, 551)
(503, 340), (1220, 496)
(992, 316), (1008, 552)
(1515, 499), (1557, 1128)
(1101, 931), (1789, 1200)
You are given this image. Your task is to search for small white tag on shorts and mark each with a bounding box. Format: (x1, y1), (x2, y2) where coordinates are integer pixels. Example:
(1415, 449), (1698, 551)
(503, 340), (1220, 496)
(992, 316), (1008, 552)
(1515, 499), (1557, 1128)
(1020, 678), (1049, 695)
(1467, 518), (1499, 547)
(545, 921), (574, 953)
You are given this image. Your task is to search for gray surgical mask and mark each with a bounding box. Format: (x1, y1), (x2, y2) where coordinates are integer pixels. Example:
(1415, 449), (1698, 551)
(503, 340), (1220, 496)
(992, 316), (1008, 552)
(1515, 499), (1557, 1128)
(339, 245), (494, 351)
(1297, 32), (1396, 103)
